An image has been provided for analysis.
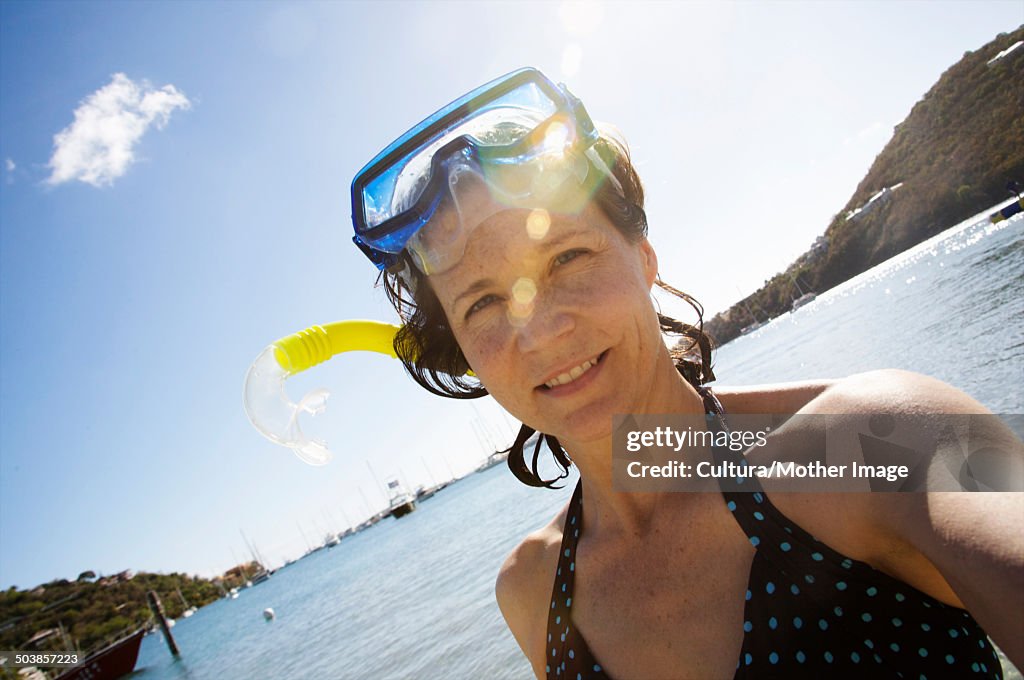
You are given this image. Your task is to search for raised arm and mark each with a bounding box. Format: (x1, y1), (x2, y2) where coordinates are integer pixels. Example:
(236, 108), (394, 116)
(837, 370), (1024, 666)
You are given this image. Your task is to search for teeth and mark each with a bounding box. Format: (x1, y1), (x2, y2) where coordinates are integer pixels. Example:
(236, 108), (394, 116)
(545, 356), (599, 389)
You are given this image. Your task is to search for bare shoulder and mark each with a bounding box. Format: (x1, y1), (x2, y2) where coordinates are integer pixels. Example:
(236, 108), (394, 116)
(807, 368), (991, 415)
(495, 503), (570, 679)
(715, 368), (991, 417)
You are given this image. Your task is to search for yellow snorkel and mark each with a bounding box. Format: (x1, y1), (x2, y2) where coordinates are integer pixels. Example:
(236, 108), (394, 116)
(243, 320), (401, 465)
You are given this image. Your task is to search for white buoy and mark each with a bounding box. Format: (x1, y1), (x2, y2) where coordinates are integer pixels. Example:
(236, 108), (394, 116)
(263, 607), (275, 621)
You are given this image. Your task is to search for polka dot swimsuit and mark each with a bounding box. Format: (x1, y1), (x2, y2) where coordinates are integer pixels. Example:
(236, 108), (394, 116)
(544, 390), (1003, 679)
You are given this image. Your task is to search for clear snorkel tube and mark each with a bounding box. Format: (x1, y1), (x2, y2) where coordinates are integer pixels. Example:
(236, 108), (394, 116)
(243, 320), (401, 465)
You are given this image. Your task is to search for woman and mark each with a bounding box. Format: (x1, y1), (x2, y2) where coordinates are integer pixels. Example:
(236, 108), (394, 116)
(350, 68), (1022, 678)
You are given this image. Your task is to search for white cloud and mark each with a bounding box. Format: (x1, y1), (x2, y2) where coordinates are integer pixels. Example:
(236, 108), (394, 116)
(4, 158), (13, 184)
(46, 73), (190, 187)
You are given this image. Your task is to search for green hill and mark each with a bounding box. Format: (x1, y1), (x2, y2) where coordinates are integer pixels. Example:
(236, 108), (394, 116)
(0, 565), (259, 656)
(706, 26), (1024, 345)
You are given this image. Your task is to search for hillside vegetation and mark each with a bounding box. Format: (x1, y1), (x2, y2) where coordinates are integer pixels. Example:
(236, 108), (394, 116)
(0, 564), (259, 656)
(706, 26), (1024, 345)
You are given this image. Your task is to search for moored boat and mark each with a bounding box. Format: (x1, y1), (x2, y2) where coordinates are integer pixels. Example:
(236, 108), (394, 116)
(55, 628), (145, 680)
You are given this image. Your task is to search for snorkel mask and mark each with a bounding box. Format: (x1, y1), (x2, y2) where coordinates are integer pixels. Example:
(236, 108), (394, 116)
(351, 67), (609, 274)
(246, 67), (608, 464)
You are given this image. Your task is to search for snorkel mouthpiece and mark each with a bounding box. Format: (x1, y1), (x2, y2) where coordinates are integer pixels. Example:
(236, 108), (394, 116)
(243, 320), (400, 465)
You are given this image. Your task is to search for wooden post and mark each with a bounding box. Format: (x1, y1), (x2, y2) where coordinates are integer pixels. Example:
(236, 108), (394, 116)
(146, 590), (180, 657)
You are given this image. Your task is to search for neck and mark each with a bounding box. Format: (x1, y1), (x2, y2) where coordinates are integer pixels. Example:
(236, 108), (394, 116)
(560, 351), (710, 539)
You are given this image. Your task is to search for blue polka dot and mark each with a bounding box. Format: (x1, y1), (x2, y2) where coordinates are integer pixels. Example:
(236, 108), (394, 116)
(895, 592), (905, 602)
(561, 583), (566, 592)
(790, 584), (800, 595)
(874, 654), (882, 664)
(754, 511), (764, 520)
(769, 617), (778, 630)
(945, 655), (955, 664)
(750, 536), (760, 547)
(834, 606), (843, 617)
(593, 666), (601, 673)
(753, 492), (764, 503)
(568, 650), (574, 659)
(921, 623), (930, 632)
(744, 621), (752, 632)
(577, 674), (581, 680)
(819, 619), (829, 631)
(793, 617), (803, 629)
(841, 558), (853, 569)
(546, 665), (550, 674)
(862, 613), (873, 623)
(555, 616), (561, 625)
(824, 651), (834, 663)
(978, 640), (986, 649)
(551, 601), (556, 609)
(804, 574), (816, 584)
(811, 552), (824, 561)
(972, 663), (981, 672)
(890, 643), (900, 652)
(566, 598), (571, 607)
(765, 582), (775, 594)
(918, 648), (928, 658)
(744, 653), (752, 666)
(745, 589), (752, 601)
(864, 639), (874, 649)
(570, 562), (575, 572)
(564, 549), (570, 557)
(769, 652), (779, 664)
(866, 586), (878, 596)
(836, 581), (848, 591)
(892, 617), (903, 627)
(796, 651), (806, 663)
(852, 652), (861, 663)
(560, 633), (565, 642)
(548, 633), (552, 642)
(982, 663), (988, 672)
(727, 500), (737, 511)
(948, 629), (959, 638)
(780, 542), (791, 552)
(552, 649), (557, 657)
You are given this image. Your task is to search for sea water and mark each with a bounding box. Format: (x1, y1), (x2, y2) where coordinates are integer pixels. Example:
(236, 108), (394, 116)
(133, 206), (1023, 679)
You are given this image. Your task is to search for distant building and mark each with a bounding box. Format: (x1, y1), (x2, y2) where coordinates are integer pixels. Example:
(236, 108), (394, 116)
(845, 183), (903, 222)
(987, 40), (1022, 67)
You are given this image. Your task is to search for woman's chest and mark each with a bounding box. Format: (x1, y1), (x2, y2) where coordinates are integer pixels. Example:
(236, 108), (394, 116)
(569, 508), (757, 679)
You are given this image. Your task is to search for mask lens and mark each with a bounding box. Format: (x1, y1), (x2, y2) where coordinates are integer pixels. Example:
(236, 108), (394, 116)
(357, 80), (559, 238)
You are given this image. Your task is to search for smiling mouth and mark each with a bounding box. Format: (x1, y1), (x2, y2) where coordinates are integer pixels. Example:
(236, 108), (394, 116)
(540, 351), (607, 390)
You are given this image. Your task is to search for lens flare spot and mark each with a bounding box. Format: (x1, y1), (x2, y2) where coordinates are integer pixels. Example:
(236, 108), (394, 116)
(526, 209), (551, 240)
(508, 277), (537, 326)
(561, 43), (583, 77)
(542, 121), (571, 154)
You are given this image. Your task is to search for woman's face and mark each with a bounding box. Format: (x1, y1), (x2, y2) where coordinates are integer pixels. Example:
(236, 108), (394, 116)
(427, 194), (665, 447)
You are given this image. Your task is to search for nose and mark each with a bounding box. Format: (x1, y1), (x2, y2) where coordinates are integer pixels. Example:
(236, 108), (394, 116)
(512, 282), (575, 354)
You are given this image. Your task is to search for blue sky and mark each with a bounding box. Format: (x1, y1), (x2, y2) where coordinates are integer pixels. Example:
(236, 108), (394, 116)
(1, 1), (1021, 589)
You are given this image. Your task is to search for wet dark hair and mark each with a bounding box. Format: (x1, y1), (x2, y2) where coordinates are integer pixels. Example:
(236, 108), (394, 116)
(378, 130), (715, 488)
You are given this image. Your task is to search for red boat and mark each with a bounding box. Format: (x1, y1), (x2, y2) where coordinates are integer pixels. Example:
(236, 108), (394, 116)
(55, 628), (145, 680)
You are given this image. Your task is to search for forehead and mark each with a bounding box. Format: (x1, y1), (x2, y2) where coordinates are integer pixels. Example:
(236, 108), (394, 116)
(424, 199), (618, 301)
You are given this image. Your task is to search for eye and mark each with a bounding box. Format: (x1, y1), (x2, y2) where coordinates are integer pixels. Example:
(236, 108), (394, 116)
(465, 294), (500, 319)
(554, 248), (588, 267)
